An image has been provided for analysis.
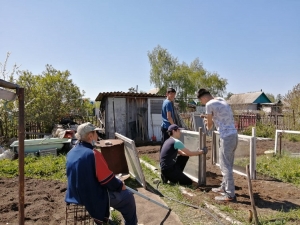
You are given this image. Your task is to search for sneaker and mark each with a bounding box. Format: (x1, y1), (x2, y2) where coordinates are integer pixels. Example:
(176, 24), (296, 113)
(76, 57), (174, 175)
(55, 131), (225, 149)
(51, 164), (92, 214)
(211, 187), (225, 193)
(215, 193), (237, 202)
(161, 174), (168, 184)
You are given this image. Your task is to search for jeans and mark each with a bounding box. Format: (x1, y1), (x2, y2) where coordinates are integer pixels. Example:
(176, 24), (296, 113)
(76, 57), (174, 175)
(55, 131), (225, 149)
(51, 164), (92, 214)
(219, 133), (238, 197)
(161, 155), (192, 185)
(160, 127), (169, 151)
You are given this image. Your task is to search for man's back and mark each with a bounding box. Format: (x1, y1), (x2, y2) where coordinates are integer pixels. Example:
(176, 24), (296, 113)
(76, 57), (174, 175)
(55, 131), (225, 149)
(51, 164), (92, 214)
(206, 97), (236, 138)
(65, 142), (110, 220)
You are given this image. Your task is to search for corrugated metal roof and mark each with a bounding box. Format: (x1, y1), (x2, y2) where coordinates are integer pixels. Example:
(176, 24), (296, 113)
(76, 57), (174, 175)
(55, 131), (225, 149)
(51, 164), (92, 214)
(95, 91), (166, 101)
(228, 91), (264, 104)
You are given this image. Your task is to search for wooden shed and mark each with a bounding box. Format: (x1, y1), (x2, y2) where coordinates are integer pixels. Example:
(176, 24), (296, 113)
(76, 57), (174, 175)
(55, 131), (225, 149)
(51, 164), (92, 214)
(95, 92), (166, 144)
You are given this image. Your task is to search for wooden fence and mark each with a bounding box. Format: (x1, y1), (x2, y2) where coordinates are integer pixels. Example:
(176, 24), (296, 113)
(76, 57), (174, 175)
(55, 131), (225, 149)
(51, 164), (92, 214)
(179, 112), (294, 132)
(0, 116), (101, 142)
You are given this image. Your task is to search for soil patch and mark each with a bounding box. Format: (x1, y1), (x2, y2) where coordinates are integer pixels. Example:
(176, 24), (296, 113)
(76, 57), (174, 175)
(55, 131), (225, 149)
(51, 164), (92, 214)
(0, 177), (182, 225)
(137, 139), (300, 223)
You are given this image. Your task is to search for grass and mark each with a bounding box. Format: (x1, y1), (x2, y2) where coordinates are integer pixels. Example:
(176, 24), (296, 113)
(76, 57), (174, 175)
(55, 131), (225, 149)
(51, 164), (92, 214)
(1, 153), (300, 224)
(0, 154), (67, 181)
(256, 154), (300, 186)
(140, 155), (300, 225)
(258, 208), (300, 225)
(139, 155), (245, 225)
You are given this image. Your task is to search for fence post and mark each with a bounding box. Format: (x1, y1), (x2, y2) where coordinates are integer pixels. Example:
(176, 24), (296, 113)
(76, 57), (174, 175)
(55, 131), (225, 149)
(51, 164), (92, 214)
(212, 131), (216, 165)
(250, 127), (256, 179)
(198, 127), (206, 186)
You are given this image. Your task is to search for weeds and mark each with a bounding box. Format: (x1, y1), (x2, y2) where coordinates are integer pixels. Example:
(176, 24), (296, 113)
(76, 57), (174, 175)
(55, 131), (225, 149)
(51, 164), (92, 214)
(0, 154), (67, 181)
(242, 122), (276, 138)
(256, 154), (300, 186)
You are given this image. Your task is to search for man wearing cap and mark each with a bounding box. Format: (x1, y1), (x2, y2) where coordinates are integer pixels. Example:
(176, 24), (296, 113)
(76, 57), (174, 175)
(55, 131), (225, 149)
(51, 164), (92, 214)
(160, 124), (207, 186)
(65, 122), (138, 225)
(161, 87), (177, 148)
(197, 88), (238, 202)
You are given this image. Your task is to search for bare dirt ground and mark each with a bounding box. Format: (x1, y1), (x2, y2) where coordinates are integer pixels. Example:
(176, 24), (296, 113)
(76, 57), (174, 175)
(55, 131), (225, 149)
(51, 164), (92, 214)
(137, 139), (300, 224)
(0, 139), (299, 224)
(0, 178), (182, 225)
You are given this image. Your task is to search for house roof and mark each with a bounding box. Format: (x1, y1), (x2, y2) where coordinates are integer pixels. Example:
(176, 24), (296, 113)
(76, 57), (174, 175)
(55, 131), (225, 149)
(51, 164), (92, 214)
(228, 91), (272, 104)
(95, 92), (166, 101)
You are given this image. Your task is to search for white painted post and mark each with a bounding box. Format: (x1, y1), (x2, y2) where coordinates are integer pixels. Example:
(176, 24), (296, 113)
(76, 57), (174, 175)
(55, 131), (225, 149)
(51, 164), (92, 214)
(274, 130), (279, 154)
(250, 127), (256, 179)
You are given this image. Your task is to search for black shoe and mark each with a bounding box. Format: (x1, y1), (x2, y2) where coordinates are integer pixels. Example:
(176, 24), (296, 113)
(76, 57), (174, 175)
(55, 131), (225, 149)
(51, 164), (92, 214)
(161, 174), (168, 184)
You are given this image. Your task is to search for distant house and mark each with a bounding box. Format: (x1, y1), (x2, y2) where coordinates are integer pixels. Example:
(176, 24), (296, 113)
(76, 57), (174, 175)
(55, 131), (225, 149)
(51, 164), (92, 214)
(228, 91), (282, 115)
(95, 92), (166, 144)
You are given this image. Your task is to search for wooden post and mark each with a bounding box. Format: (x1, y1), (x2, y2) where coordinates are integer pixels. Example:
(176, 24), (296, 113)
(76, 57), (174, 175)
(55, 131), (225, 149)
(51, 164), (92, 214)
(246, 165), (259, 225)
(198, 127), (206, 186)
(18, 88), (25, 225)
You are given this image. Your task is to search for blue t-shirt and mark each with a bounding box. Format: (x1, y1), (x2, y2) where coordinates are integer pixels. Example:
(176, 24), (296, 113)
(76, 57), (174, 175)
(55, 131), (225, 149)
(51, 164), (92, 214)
(160, 137), (185, 170)
(161, 99), (175, 129)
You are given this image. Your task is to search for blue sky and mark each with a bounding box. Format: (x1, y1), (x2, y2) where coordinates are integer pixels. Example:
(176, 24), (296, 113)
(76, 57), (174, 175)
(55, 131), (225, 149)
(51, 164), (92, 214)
(1, 1), (299, 100)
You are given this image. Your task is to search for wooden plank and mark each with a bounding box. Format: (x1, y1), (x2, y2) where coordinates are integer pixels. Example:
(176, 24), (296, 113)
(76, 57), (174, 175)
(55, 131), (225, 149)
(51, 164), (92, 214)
(246, 164), (259, 225)
(0, 89), (17, 101)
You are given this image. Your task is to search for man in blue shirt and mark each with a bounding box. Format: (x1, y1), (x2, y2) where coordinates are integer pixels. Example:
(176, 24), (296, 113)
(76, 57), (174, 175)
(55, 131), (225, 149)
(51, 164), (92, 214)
(65, 122), (138, 225)
(160, 124), (207, 186)
(161, 87), (176, 148)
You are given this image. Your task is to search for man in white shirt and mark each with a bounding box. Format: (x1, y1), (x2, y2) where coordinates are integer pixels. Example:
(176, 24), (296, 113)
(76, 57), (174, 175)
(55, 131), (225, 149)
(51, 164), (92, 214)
(197, 88), (238, 202)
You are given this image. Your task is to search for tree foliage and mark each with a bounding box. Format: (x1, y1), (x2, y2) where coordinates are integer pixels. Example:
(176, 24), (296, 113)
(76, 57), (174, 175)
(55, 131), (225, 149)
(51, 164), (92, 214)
(148, 45), (227, 110)
(283, 84), (300, 129)
(16, 65), (85, 132)
(0, 53), (92, 139)
(265, 93), (275, 103)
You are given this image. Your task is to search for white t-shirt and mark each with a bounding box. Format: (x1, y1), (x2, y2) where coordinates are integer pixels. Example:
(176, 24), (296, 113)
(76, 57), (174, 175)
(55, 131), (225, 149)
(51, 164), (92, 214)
(206, 97), (237, 138)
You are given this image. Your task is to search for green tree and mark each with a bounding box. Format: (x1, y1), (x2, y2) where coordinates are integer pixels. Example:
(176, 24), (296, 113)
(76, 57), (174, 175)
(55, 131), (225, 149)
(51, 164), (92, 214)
(148, 45), (227, 110)
(17, 65), (85, 132)
(265, 93), (275, 102)
(0, 52), (20, 139)
(283, 83), (300, 129)
(148, 45), (178, 94)
(226, 92), (234, 100)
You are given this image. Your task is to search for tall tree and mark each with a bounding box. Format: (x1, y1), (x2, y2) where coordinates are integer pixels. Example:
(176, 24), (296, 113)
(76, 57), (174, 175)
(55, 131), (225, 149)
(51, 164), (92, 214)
(283, 83), (300, 128)
(148, 45), (178, 93)
(17, 65), (85, 132)
(148, 45), (228, 110)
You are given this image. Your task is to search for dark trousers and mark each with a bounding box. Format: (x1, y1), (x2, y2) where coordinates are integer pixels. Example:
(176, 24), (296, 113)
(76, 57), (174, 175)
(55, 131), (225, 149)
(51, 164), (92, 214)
(160, 127), (169, 150)
(161, 155), (192, 185)
(108, 190), (138, 225)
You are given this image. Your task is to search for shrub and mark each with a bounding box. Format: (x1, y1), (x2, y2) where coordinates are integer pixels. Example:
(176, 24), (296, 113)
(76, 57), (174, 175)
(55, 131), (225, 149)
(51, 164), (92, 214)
(242, 122), (275, 138)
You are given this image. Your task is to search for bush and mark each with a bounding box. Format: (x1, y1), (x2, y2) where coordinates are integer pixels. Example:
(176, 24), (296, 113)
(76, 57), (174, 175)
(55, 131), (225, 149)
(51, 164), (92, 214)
(242, 122), (275, 138)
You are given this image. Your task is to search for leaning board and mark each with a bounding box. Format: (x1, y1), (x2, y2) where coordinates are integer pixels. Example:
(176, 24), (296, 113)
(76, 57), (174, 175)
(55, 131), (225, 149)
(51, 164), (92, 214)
(115, 133), (147, 189)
